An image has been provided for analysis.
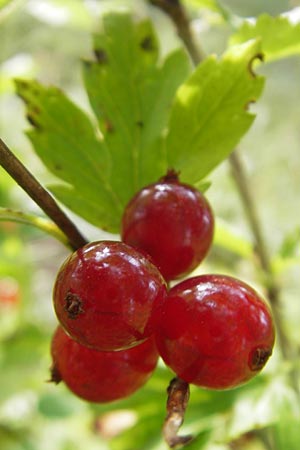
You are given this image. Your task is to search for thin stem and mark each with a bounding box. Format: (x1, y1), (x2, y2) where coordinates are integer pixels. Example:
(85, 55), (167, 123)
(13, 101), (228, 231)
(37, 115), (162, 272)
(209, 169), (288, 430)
(149, 0), (204, 65)
(163, 377), (193, 448)
(0, 207), (70, 248)
(228, 152), (271, 273)
(228, 152), (293, 362)
(0, 138), (88, 251)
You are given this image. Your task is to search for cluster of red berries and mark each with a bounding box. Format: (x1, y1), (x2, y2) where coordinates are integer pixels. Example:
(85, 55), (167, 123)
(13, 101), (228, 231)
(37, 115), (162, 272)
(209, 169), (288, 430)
(51, 172), (275, 403)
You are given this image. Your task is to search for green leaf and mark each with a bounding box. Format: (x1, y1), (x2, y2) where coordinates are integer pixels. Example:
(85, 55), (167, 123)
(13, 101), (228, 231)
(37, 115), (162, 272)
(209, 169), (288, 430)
(230, 14), (300, 63)
(16, 12), (190, 233)
(166, 39), (265, 184)
(82, 12), (191, 205)
(226, 375), (300, 441)
(15, 78), (122, 232)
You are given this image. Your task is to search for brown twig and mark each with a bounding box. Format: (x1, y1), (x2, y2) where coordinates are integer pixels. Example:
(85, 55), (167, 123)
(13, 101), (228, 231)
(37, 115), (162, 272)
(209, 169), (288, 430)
(163, 377), (193, 448)
(0, 137), (88, 251)
(149, 0), (204, 65)
(228, 152), (271, 273)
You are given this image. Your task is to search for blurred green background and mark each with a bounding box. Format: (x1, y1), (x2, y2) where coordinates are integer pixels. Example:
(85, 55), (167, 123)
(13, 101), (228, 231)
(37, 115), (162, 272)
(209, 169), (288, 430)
(0, 1), (300, 449)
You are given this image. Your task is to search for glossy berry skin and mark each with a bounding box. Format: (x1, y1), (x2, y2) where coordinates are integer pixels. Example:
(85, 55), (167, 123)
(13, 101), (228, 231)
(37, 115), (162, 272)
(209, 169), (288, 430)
(121, 172), (214, 281)
(53, 240), (167, 351)
(51, 326), (159, 403)
(155, 275), (275, 390)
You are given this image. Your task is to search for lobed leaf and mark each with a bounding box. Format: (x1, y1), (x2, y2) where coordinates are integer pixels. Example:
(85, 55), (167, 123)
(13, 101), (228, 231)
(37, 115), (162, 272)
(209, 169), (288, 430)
(82, 12), (191, 205)
(230, 14), (300, 62)
(16, 12), (191, 233)
(166, 39), (265, 184)
(15, 78), (122, 232)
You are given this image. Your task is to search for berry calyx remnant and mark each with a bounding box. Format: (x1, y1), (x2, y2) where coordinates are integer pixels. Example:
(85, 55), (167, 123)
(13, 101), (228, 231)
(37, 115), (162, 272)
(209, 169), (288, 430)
(50, 326), (159, 403)
(155, 274), (275, 389)
(53, 240), (167, 351)
(121, 170), (214, 281)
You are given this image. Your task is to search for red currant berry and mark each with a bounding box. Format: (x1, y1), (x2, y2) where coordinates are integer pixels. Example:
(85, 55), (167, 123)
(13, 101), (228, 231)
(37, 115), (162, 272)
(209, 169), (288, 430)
(155, 275), (275, 389)
(53, 241), (167, 351)
(50, 326), (159, 403)
(121, 171), (214, 281)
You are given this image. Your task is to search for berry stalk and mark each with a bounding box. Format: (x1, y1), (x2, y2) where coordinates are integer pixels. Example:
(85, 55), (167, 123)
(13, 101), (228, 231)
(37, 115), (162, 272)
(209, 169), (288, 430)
(163, 377), (193, 448)
(0, 137), (88, 251)
(0, 207), (69, 246)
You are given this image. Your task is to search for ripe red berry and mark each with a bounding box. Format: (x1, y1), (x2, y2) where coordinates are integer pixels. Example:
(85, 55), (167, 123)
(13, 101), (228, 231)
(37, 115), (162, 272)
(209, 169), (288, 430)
(155, 274), (275, 390)
(50, 326), (159, 403)
(121, 171), (214, 281)
(53, 240), (167, 351)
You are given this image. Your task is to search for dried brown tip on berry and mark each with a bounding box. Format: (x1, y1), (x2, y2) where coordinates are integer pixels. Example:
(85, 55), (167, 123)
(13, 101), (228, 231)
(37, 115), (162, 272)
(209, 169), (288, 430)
(49, 363), (62, 384)
(160, 169), (180, 184)
(64, 291), (84, 319)
(249, 347), (272, 371)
